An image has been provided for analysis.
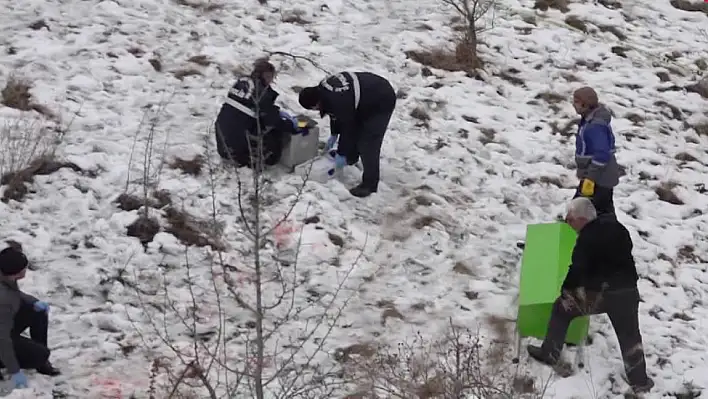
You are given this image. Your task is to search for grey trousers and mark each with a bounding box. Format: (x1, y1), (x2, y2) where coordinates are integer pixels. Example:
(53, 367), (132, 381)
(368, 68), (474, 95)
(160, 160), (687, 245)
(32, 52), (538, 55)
(542, 287), (650, 386)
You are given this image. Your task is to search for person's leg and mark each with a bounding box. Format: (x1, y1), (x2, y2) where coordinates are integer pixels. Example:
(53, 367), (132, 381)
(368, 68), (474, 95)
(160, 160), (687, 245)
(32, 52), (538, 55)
(13, 302), (47, 347)
(214, 122), (228, 159)
(592, 186), (615, 216)
(263, 127), (286, 166)
(13, 336), (50, 370)
(353, 110), (393, 196)
(13, 302), (59, 375)
(604, 288), (652, 391)
(535, 293), (585, 362)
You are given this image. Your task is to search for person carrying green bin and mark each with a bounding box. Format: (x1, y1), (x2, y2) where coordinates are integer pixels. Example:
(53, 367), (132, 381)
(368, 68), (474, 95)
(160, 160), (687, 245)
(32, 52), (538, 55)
(526, 197), (654, 395)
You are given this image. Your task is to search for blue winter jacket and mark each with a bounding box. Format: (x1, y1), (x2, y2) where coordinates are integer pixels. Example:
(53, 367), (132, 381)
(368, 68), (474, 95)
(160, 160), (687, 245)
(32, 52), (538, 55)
(575, 105), (620, 188)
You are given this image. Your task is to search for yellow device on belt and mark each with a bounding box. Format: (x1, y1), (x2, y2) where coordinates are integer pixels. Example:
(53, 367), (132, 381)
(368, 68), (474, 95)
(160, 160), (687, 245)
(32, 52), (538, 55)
(580, 179), (595, 196)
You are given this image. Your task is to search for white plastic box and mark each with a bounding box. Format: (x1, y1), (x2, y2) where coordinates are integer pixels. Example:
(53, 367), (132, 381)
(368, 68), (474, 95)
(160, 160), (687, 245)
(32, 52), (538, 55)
(280, 115), (320, 170)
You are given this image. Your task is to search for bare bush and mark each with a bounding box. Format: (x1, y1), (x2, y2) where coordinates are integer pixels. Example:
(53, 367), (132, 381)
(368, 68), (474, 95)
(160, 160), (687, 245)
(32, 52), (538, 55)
(533, 0), (569, 12)
(406, 0), (496, 73)
(342, 320), (544, 398)
(127, 60), (366, 398)
(1, 76), (54, 118)
(0, 109), (77, 202)
(669, 0), (707, 14)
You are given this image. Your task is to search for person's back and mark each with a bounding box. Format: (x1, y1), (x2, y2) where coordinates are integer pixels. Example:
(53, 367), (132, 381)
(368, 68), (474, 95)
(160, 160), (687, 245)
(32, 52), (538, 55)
(351, 72), (396, 114)
(576, 214), (639, 290)
(215, 59), (289, 167)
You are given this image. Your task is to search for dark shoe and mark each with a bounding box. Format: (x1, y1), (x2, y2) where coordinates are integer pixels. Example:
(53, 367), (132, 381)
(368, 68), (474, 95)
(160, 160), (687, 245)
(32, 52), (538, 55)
(631, 378), (654, 394)
(349, 184), (376, 198)
(527, 345), (557, 366)
(36, 362), (61, 376)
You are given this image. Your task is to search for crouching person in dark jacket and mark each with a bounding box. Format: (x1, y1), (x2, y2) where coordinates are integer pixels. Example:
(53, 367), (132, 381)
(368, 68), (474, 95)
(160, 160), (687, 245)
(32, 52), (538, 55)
(527, 197), (653, 395)
(298, 71), (396, 198)
(572, 87), (619, 217)
(215, 59), (296, 169)
(0, 246), (60, 389)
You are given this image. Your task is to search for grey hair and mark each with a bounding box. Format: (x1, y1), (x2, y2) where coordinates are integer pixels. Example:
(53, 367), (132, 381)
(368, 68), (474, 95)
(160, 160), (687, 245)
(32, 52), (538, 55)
(567, 197), (597, 220)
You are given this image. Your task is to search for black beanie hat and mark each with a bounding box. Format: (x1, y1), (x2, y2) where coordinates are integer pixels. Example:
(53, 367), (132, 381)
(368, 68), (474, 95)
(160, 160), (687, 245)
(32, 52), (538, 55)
(0, 247), (28, 276)
(298, 86), (320, 110)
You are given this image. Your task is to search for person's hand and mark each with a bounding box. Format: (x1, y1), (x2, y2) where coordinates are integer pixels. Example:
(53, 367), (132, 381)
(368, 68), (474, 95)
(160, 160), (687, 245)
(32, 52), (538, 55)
(580, 179), (595, 196)
(325, 136), (337, 151)
(334, 154), (347, 169)
(11, 371), (28, 388)
(33, 301), (49, 312)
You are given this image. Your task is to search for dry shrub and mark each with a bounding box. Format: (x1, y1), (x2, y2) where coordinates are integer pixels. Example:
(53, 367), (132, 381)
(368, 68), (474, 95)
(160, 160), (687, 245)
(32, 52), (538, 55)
(169, 154), (205, 176)
(282, 10), (310, 25)
(533, 0), (569, 12)
(410, 106), (431, 126)
(611, 46), (629, 58)
(686, 76), (708, 99)
(149, 58), (163, 72)
(187, 55), (212, 66)
(655, 182), (683, 205)
(405, 40), (482, 75)
(565, 15), (587, 32)
(342, 322), (538, 398)
(669, 0), (707, 14)
(656, 71), (671, 82)
(126, 215), (160, 246)
(1, 156), (82, 203)
(173, 0), (224, 11)
(692, 121), (708, 136)
(115, 190), (172, 212)
(115, 192), (146, 212)
(0, 116), (73, 202)
(163, 206), (225, 250)
(497, 70), (525, 86)
(599, 24), (626, 40)
(1, 77), (54, 118)
(674, 152), (699, 163)
(172, 68), (203, 80)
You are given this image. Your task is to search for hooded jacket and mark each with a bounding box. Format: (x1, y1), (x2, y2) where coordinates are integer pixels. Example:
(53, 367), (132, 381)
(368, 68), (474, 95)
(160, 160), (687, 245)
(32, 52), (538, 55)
(575, 104), (620, 188)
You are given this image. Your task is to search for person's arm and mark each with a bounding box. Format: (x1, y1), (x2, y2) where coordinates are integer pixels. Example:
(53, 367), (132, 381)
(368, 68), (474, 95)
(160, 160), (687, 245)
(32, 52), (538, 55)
(584, 124), (613, 182)
(0, 302), (20, 374)
(19, 292), (38, 304)
(320, 92), (357, 157)
(561, 234), (593, 292)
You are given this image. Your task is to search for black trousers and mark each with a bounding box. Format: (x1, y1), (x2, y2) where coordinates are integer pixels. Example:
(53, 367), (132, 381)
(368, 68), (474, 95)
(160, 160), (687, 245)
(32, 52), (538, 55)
(1, 302), (51, 372)
(573, 181), (615, 216)
(542, 287), (650, 387)
(342, 109), (394, 191)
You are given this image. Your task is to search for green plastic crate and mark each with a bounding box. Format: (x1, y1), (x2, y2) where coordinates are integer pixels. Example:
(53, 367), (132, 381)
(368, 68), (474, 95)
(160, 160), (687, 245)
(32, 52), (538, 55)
(517, 222), (589, 345)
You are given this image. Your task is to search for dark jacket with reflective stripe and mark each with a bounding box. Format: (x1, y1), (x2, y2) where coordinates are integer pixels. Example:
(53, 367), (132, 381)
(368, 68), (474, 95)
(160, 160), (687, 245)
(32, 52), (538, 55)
(315, 72), (395, 156)
(215, 76), (286, 164)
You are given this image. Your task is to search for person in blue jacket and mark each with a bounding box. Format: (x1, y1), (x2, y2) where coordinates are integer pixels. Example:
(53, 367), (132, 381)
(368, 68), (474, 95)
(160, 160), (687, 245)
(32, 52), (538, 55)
(298, 71), (396, 198)
(214, 59), (296, 169)
(572, 87), (619, 216)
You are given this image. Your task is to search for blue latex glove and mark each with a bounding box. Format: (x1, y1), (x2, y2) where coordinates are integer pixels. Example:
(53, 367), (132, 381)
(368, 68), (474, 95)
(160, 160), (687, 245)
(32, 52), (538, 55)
(334, 154), (347, 169)
(325, 135), (337, 151)
(11, 371), (28, 388)
(33, 301), (49, 312)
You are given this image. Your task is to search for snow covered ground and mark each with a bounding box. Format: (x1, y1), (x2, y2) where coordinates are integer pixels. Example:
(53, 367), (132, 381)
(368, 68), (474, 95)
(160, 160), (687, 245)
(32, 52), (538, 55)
(1, 0), (707, 397)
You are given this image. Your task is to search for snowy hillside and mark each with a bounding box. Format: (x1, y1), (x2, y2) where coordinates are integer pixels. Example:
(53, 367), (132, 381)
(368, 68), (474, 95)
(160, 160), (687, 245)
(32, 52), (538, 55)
(1, 0), (707, 397)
